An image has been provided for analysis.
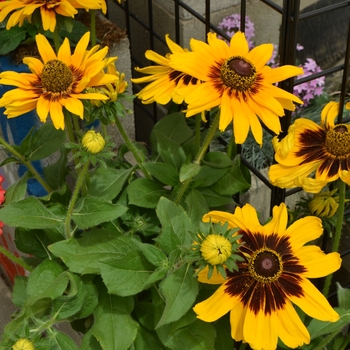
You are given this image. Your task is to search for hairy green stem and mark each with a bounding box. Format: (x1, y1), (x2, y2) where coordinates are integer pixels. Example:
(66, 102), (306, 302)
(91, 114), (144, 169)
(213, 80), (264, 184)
(0, 244), (33, 272)
(194, 114), (201, 155)
(65, 161), (90, 239)
(114, 115), (151, 178)
(227, 131), (237, 160)
(0, 138), (52, 193)
(174, 111), (220, 204)
(90, 10), (97, 47)
(323, 180), (346, 297)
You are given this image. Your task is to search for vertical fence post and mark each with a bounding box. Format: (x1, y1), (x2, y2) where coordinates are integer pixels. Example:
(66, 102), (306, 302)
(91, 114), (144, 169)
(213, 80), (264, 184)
(270, 0), (301, 210)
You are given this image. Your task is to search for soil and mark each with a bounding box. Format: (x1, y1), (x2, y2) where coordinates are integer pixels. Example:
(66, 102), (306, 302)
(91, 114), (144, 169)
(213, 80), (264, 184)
(11, 11), (126, 64)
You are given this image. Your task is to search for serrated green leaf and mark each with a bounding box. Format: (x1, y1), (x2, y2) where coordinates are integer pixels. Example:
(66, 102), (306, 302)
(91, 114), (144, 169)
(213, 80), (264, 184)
(71, 197), (128, 229)
(99, 250), (155, 296)
(4, 173), (28, 204)
(142, 162), (179, 186)
(0, 197), (63, 229)
(193, 165), (228, 188)
(198, 187), (234, 208)
(157, 264), (198, 328)
(202, 152), (233, 169)
(0, 26), (27, 55)
(49, 229), (136, 274)
(88, 167), (133, 200)
(127, 177), (168, 208)
(179, 163), (201, 182)
(91, 287), (138, 350)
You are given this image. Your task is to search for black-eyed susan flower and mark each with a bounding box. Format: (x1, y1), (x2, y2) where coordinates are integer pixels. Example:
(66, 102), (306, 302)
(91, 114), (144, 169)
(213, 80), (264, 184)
(0, 32), (118, 130)
(12, 338), (34, 350)
(0, 0), (79, 32)
(269, 101), (350, 193)
(131, 34), (200, 105)
(309, 188), (340, 218)
(82, 130), (106, 154)
(194, 203), (341, 350)
(200, 234), (232, 265)
(169, 31), (304, 145)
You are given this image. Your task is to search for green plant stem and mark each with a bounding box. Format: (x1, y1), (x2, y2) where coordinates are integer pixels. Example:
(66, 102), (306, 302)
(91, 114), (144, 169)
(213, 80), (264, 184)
(174, 111), (220, 204)
(227, 131), (237, 159)
(194, 114), (201, 155)
(339, 330), (350, 350)
(323, 180), (346, 297)
(0, 138), (52, 193)
(0, 244), (33, 272)
(65, 161), (90, 239)
(90, 10), (97, 47)
(114, 115), (151, 178)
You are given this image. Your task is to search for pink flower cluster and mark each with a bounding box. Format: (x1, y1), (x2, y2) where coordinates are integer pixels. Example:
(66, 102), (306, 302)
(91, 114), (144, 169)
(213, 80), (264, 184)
(218, 14), (324, 108)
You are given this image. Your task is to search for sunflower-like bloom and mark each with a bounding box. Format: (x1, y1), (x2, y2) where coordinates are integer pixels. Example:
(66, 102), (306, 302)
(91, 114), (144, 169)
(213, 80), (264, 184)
(269, 101), (350, 193)
(12, 338), (34, 350)
(194, 203), (341, 350)
(131, 34), (200, 105)
(69, 0), (107, 14)
(0, 0), (78, 32)
(169, 31), (304, 145)
(82, 130), (106, 154)
(0, 32), (118, 130)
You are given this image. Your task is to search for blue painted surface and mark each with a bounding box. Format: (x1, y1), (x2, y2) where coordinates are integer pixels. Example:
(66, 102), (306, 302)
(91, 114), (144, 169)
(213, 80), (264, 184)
(0, 55), (47, 196)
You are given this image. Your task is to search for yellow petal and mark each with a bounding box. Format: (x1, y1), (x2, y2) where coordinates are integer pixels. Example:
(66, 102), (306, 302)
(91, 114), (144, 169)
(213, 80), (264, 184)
(289, 277), (339, 322)
(229, 31), (249, 57)
(193, 283), (239, 322)
(263, 203), (288, 236)
(36, 34), (56, 63)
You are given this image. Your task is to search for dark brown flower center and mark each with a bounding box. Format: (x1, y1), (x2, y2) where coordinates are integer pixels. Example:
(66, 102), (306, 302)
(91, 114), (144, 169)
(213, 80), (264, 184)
(248, 248), (282, 283)
(220, 56), (257, 91)
(41, 59), (73, 93)
(325, 124), (350, 156)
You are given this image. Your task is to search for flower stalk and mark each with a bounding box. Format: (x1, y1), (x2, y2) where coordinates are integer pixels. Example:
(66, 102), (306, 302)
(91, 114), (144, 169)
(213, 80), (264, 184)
(174, 110), (220, 204)
(0, 244), (33, 272)
(113, 115), (151, 179)
(64, 160), (90, 239)
(0, 137), (52, 193)
(323, 180), (346, 297)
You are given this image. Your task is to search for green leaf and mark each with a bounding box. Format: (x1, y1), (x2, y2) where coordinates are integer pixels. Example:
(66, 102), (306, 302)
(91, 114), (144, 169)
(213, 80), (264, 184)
(202, 152), (233, 169)
(99, 250), (155, 296)
(80, 330), (103, 350)
(212, 156), (251, 196)
(157, 264), (198, 328)
(0, 197), (63, 229)
(308, 307), (350, 339)
(91, 287), (139, 350)
(193, 165), (228, 188)
(43, 147), (68, 190)
(0, 26), (27, 55)
(142, 162), (179, 186)
(71, 197), (128, 229)
(198, 187), (234, 208)
(4, 173), (28, 204)
(164, 319), (216, 350)
(15, 228), (53, 259)
(337, 282), (350, 309)
(127, 178), (168, 209)
(151, 112), (193, 146)
(49, 229), (137, 274)
(26, 260), (68, 304)
(36, 331), (79, 350)
(184, 189), (209, 224)
(156, 197), (195, 254)
(214, 315), (235, 350)
(25, 123), (65, 161)
(133, 326), (164, 350)
(133, 241), (168, 267)
(154, 131), (186, 170)
(179, 163), (201, 182)
(87, 167), (133, 200)
(12, 276), (28, 308)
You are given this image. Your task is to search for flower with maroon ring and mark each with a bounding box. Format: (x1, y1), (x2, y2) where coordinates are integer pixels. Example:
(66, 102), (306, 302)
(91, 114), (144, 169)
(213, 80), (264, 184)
(131, 34), (200, 105)
(194, 203), (341, 350)
(169, 31), (304, 145)
(269, 101), (350, 193)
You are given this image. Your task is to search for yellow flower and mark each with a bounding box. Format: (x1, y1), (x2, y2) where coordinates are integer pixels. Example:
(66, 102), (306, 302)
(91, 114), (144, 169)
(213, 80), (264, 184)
(194, 203), (341, 350)
(200, 234), (232, 265)
(69, 0), (107, 14)
(12, 338), (34, 350)
(0, 32), (118, 130)
(0, 0), (78, 32)
(131, 34), (200, 105)
(309, 189), (339, 218)
(82, 130), (106, 154)
(169, 31), (304, 145)
(269, 101), (350, 193)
